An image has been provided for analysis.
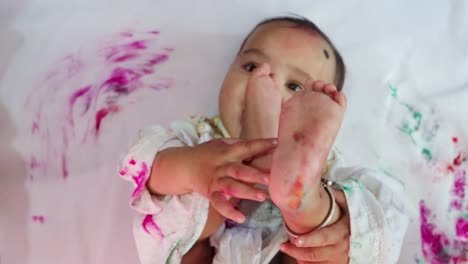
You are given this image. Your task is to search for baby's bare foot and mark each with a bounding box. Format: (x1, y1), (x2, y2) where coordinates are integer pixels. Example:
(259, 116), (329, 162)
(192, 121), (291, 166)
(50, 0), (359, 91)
(269, 80), (346, 231)
(241, 63), (282, 140)
(240, 63), (282, 171)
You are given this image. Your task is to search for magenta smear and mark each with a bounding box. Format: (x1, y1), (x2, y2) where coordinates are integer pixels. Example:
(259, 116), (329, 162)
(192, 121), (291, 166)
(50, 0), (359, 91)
(127, 40), (147, 50)
(25, 30), (174, 180)
(32, 121), (39, 134)
(147, 54), (169, 66)
(70, 86), (92, 105)
(129, 159), (136, 165)
(62, 155), (68, 178)
(121, 32), (134, 38)
(420, 201), (468, 263)
(131, 162), (148, 198)
(32, 215), (45, 224)
(420, 201), (450, 262)
(455, 217), (468, 241)
(452, 170), (466, 199)
(30, 156), (40, 169)
(112, 53), (139, 63)
(142, 214), (165, 239)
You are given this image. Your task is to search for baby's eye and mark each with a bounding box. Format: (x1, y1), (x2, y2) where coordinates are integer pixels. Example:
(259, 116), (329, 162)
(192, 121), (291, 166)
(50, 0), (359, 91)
(286, 82), (303, 92)
(242, 63), (257, 72)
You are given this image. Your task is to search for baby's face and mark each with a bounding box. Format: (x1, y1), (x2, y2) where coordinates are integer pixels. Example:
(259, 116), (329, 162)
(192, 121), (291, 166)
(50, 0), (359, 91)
(219, 21), (337, 137)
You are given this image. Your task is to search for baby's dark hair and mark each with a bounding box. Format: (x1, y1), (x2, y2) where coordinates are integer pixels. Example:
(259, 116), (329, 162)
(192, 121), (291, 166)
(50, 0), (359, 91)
(239, 15), (346, 91)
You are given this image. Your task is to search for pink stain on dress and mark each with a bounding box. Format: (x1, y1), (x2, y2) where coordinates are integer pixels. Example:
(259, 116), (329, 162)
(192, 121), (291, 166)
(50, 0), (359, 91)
(132, 162), (148, 198)
(142, 214), (165, 239)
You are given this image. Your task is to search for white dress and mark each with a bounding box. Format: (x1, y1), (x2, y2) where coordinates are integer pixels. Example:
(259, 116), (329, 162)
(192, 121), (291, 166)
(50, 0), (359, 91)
(119, 116), (409, 264)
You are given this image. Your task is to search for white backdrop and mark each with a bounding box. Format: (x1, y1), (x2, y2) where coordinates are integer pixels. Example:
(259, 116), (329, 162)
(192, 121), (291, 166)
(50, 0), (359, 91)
(1, 0), (468, 263)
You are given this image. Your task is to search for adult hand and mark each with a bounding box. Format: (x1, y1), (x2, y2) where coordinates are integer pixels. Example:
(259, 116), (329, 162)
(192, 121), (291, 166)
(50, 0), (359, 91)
(280, 189), (351, 263)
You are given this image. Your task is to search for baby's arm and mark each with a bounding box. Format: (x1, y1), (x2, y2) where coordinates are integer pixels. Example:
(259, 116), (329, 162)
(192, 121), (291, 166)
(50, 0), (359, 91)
(121, 124), (275, 264)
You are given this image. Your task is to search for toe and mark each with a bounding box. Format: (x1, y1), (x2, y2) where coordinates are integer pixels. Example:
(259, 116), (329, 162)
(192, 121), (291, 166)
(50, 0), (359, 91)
(311, 80), (326, 92)
(332, 91), (347, 108)
(323, 83), (337, 95)
(304, 79), (315, 91)
(252, 63), (270, 77)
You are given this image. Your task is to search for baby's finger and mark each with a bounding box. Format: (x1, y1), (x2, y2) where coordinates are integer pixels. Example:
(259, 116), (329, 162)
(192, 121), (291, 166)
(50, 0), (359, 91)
(210, 191), (245, 223)
(215, 177), (267, 202)
(229, 138), (278, 161)
(221, 163), (269, 184)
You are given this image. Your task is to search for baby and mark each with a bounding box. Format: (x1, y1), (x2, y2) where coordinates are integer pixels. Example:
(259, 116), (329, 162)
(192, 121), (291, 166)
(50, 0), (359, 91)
(120, 16), (408, 264)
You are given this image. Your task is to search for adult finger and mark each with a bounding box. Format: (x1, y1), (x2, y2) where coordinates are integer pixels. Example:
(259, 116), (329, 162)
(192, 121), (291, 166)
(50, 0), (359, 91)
(220, 163), (269, 184)
(214, 177), (267, 202)
(293, 211), (350, 247)
(228, 138), (278, 161)
(280, 242), (346, 262)
(210, 191), (245, 223)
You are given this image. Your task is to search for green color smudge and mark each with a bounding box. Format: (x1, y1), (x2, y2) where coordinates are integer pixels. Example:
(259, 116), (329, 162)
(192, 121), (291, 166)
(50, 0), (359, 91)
(166, 240), (182, 264)
(389, 84), (398, 98)
(352, 242), (363, 248)
(341, 185), (352, 193)
(422, 148), (432, 160)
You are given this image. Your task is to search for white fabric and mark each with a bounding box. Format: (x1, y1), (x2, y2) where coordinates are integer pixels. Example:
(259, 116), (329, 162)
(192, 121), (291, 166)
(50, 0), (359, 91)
(121, 117), (408, 264)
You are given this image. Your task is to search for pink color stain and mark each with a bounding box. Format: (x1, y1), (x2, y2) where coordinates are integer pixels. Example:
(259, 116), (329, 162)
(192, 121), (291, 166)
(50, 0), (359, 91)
(32, 121), (39, 133)
(127, 40), (147, 50)
(32, 215), (45, 224)
(455, 217), (468, 241)
(30, 156), (40, 169)
(452, 170), (466, 199)
(129, 159), (136, 165)
(131, 162), (148, 198)
(121, 32), (134, 38)
(420, 201), (451, 262)
(95, 105), (120, 135)
(62, 154), (69, 178)
(148, 30), (160, 35)
(453, 137), (459, 144)
(453, 154), (465, 167)
(420, 201), (468, 263)
(25, 30), (174, 180)
(112, 53), (139, 63)
(142, 214), (165, 239)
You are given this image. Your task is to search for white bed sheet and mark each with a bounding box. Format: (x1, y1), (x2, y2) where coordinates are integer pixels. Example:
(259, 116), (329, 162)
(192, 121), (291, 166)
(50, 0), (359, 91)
(1, 0), (467, 263)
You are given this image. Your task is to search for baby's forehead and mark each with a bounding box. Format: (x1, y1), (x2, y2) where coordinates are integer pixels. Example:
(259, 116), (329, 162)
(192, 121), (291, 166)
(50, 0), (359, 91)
(241, 21), (336, 83)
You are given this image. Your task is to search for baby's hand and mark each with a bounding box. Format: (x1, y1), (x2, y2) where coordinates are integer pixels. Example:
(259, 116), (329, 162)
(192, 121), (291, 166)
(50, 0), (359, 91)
(190, 138), (277, 223)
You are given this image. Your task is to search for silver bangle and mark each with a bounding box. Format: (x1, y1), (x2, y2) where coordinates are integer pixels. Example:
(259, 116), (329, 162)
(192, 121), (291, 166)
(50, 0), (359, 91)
(283, 178), (336, 238)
